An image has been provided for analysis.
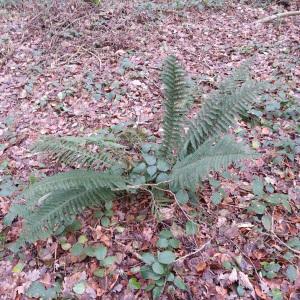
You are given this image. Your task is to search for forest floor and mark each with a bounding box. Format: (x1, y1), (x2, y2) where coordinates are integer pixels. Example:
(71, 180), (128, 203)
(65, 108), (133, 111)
(0, 0), (299, 299)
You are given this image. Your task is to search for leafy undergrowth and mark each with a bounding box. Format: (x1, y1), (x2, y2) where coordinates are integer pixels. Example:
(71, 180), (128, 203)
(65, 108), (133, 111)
(0, 0), (299, 299)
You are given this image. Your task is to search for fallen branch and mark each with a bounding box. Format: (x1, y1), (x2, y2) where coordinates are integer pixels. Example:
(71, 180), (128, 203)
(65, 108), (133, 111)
(256, 10), (300, 24)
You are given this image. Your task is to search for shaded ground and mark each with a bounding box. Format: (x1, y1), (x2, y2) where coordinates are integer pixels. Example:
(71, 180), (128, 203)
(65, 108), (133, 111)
(0, 0), (299, 299)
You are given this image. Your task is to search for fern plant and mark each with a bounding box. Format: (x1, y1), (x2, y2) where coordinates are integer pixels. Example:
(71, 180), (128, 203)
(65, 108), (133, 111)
(6, 56), (263, 250)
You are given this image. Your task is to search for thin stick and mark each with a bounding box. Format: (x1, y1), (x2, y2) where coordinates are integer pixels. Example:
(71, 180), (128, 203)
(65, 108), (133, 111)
(256, 10), (300, 24)
(175, 240), (211, 262)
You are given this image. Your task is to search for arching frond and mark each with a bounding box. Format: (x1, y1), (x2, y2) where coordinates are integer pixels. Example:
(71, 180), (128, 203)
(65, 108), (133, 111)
(172, 136), (257, 189)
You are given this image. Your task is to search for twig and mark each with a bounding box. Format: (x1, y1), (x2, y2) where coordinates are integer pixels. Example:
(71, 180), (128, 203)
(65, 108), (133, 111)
(228, 240), (262, 283)
(256, 10), (300, 24)
(81, 47), (102, 71)
(175, 240), (211, 262)
(266, 232), (300, 256)
(261, 211), (300, 256)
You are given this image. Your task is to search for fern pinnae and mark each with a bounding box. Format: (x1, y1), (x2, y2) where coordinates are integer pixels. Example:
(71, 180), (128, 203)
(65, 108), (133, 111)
(21, 187), (115, 243)
(181, 74), (261, 156)
(172, 136), (257, 189)
(22, 170), (127, 204)
(160, 55), (192, 160)
(32, 136), (112, 168)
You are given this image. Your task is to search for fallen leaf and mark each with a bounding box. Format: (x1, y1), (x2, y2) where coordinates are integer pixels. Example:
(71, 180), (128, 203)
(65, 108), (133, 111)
(196, 262), (207, 273)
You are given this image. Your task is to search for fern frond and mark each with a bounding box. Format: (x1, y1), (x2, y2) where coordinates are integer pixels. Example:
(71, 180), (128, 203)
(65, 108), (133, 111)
(160, 56), (192, 160)
(20, 187), (114, 244)
(172, 136), (256, 189)
(32, 136), (123, 168)
(3, 203), (30, 226)
(181, 65), (263, 155)
(22, 170), (127, 207)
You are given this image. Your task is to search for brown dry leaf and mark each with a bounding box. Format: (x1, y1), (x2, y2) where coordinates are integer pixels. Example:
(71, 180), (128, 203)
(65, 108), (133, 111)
(228, 268), (238, 284)
(254, 284), (268, 299)
(196, 262), (207, 273)
(100, 234), (111, 247)
(238, 271), (254, 290)
(142, 227), (153, 242)
(158, 207), (174, 221)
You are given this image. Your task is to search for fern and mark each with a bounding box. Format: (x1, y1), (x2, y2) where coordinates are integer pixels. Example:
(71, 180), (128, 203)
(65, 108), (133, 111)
(181, 65), (263, 155)
(20, 187), (114, 244)
(22, 170), (126, 206)
(6, 56), (263, 249)
(172, 136), (257, 189)
(32, 136), (123, 168)
(160, 56), (192, 160)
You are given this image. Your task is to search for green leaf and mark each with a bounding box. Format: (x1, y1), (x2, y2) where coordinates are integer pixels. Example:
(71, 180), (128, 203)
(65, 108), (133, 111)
(271, 288), (283, 300)
(61, 242), (72, 251)
(141, 252), (155, 265)
(140, 266), (161, 280)
(280, 199), (291, 213)
(167, 272), (175, 282)
(176, 190), (189, 205)
(157, 160), (170, 172)
(101, 256), (116, 267)
(141, 143), (152, 153)
(73, 281), (86, 295)
(101, 216), (110, 227)
(70, 243), (84, 256)
(252, 140), (260, 149)
(145, 283), (155, 291)
(26, 281), (59, 300)
(287, 237), (300, 250)
(152, 286), (163, 300)
(155, 278), (165, 286)
(156, 172), (170, 183)
(211, 192), (223, 205)
(249, 201), (266, 214)
(168, 238), (180, 249)
(94, 245), (107, 261)
(252, 177), (264, 196)
(147, 165), (157, 177)
(223, 261), (233, 270)
(185, 221), (198, 235)
(237, 285), (245, 296)
(105, 200), (113, 210)
(12, 262), (25, 273)
(265, 193), (288, 205)
(152, 261), (165, 275)
(286, 265), (297, 283)
(143, 154), (157, 166)
(78, 235), (88, 244)
(174, 276), (186, 290)
(283, 252), (294, 261)
(157, 238), (169, 249)
(85, 246), (95, 257)
(128, 277), (141, 290)
(93, 268), (106, 278)
(261, 215), (272, 231)
(158, 251), (176, 264)
(159, 229), (173, 239)
(132, 162), (146, 174)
